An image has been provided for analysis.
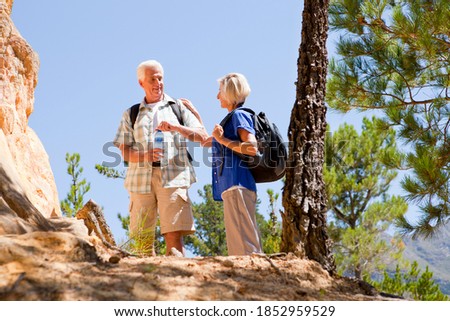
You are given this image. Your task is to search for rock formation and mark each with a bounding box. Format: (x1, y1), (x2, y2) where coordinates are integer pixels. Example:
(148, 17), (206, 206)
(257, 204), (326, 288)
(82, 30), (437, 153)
(0, 0), (61, 235)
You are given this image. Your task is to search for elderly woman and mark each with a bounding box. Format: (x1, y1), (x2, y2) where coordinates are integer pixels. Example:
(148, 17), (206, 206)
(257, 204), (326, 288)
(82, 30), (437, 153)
(183, 73), (262, 255)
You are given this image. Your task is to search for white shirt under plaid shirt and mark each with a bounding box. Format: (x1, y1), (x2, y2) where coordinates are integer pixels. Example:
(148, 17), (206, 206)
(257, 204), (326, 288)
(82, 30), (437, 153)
(113, 95), (204, 193)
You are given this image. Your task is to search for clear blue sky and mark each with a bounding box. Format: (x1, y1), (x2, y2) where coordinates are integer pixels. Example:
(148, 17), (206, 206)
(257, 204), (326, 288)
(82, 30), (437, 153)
(11, 0), (394, 244)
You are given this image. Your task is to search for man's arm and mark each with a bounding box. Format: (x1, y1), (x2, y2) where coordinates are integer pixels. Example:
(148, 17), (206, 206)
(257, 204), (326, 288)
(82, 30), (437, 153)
(157, 122), (208, 143)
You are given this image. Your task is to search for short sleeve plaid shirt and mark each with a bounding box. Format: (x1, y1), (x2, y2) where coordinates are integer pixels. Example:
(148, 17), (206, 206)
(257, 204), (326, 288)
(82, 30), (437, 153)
(113, 95), (203, 194)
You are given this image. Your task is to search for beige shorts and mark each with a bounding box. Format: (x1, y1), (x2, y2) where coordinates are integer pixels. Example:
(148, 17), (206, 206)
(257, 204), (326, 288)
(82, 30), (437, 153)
(128, 168), (195, 236)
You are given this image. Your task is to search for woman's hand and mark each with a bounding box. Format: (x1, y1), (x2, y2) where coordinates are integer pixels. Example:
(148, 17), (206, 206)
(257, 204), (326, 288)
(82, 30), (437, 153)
(210, 126), (257, 156)
(212, 124), (224, 143)
(180, 98), (204, 125)
(180, 98), (196, 113)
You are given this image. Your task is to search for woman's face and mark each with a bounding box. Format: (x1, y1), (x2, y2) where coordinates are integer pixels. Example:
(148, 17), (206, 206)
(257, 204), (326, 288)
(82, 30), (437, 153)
(217, 85), (231, 110)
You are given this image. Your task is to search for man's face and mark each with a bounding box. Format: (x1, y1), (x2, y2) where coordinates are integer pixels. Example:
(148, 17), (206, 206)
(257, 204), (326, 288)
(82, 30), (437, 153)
(139, 66), (164, 103)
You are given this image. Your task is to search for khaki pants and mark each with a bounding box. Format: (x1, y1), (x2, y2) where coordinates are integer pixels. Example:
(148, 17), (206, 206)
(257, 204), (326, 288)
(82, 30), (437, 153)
(128, 168), (194, 254)
(222, 187), (262, 256)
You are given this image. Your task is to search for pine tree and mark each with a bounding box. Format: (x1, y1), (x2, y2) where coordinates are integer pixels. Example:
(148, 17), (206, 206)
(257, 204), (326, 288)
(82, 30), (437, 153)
(371, 261), (448, 301)
(327, 0), (450, 239)
(95, 164), (125, 179)
(60, 153), (91, 217)
(282, 0), (335, 274)
(259, 189), (282, 254)
(185, 184), (228, 256)
(324, 117), (408, 279)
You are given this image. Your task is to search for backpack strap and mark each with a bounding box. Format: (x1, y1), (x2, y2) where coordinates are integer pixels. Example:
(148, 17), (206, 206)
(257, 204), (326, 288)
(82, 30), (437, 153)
(168, 100), (185, 126)
(218, 109), (236, 176)
(219, 106), (255, 127)
(169, 100), (193, 163)
(129, 103), (141, 129)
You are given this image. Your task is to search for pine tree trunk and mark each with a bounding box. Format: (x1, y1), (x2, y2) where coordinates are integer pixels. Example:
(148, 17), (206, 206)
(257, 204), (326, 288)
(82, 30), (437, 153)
(281, 0), (335, 274)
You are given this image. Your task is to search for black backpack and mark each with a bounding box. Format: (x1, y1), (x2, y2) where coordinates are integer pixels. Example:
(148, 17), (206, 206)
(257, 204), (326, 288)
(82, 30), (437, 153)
(219, 107), (287, 183)
(129, 100), (193, 163)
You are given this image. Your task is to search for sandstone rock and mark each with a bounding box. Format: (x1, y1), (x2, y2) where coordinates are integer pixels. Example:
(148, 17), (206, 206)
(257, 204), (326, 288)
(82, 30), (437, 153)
(0, 129), (54, 233)
(0, 0), (61, 221)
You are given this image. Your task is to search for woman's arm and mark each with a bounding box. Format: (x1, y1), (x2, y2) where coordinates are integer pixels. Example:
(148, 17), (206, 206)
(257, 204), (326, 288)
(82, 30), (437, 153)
(212, 125), (258, 156)
(180, 98), (204, 125)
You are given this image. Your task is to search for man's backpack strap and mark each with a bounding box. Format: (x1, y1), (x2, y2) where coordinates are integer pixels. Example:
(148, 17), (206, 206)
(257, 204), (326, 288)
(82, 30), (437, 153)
(168, 100), (185, 126)
(129, 103), (141, 129)
(169, 100), (193, 163)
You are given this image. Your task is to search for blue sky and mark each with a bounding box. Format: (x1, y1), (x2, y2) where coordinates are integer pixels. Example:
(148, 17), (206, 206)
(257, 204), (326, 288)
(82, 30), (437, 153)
(11, 0), (390, 244)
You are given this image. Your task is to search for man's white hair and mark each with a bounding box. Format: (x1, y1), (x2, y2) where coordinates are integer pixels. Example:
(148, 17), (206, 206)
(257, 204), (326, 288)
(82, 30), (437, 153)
(137, 60), (164, 80)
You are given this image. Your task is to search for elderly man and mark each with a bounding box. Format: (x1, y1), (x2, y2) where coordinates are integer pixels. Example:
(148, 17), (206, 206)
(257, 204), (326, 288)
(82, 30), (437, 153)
(113, 60), (207, 256)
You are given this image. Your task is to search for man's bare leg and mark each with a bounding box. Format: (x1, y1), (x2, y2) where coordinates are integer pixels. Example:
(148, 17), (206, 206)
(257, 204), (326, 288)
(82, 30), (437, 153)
(164, 231), (184, 256)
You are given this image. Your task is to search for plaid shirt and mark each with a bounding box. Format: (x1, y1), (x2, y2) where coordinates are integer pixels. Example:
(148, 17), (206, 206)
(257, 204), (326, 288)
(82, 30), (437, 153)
(113, 95), (203, 193)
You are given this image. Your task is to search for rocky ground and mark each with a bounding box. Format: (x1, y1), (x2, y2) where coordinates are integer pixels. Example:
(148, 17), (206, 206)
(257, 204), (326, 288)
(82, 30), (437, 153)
(0, 220), (403, 301)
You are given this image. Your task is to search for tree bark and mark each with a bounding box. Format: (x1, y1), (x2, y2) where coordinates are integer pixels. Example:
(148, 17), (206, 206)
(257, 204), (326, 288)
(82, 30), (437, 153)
(281, 0), (335, 274)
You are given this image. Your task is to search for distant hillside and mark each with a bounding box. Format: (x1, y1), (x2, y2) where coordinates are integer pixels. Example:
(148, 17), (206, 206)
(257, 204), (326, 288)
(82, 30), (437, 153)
(402, 224), (450, 296)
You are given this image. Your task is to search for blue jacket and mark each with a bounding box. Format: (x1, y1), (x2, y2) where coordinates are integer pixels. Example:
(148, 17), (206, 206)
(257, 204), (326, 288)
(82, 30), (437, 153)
(212, 108), (257, 201)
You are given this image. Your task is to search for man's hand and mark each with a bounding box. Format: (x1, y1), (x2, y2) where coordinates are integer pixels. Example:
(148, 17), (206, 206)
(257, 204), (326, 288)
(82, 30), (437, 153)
(147, 148), (163, 162)
(120, 144), (163, 164)
(158, 120), (208, 143)
(157, 121), (179, 132)
(201, 136), (213, 147)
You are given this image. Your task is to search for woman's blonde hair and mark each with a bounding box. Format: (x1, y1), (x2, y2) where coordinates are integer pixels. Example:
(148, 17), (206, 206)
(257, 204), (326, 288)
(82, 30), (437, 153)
(217, 73), (251, 107)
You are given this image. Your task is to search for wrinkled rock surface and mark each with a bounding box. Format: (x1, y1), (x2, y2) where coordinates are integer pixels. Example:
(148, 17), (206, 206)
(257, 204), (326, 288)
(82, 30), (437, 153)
(0, 0), (60, 226)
